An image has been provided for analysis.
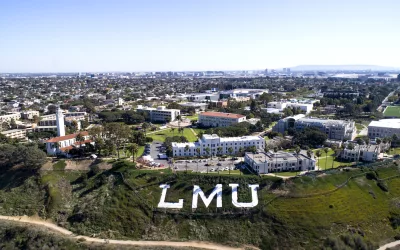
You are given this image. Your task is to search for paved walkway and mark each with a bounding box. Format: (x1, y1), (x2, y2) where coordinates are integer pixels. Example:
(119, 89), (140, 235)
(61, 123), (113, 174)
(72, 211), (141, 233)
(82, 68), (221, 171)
(377, 240), (400, 250)
(0, 215), (247, 250)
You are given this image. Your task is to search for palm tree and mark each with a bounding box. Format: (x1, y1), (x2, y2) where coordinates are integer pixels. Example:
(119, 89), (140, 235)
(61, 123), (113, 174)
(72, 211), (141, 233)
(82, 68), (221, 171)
(129, 143), (139, 162)
(142, 122), (150, 136)
(315, 150), (322, 170)
(184, 145), (190, 173)
(76, 133), (85, 156)
(170, 127), (175, 137)
(176, 115), (182, 131)
(205, 147), (211, 174)
(306, 149), (313, 171)
(228, 147), (233, 175)
(330, 145), (337, 169)
(323, 147), (329, 170)
(295, 146), (301, 174)
(217, 146), (222, 174)
(196, 147), (201, 172)
(273, 147), (278, 174)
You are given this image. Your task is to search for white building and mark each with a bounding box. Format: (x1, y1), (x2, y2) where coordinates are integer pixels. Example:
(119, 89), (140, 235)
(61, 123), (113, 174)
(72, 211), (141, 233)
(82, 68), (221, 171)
(219, 89), (268, 99)
(179, 102), (208, 113)
(368, 119), (400, 139)
(199, 112), (246, 127)
(45, 131), (92, 156)
(1, 129), (27, 140)
(245, 150), (316, 174)
(21, 110), (40, 120)
(0, 113), (21, 123)
(267, 101), (314, 114)
(341, 144), (382, 162)
(172, 134), (265, 157)
(274, 116), (357, 141)
(136, 105), (180, 122)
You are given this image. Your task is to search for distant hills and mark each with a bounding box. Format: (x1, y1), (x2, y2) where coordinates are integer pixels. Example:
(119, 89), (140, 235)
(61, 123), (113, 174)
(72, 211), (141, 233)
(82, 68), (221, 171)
(289, 65), (399, 72)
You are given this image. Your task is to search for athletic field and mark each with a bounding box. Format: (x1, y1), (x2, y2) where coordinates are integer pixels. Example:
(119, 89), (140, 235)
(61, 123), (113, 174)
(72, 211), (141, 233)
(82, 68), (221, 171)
(383, 106), (400, 117)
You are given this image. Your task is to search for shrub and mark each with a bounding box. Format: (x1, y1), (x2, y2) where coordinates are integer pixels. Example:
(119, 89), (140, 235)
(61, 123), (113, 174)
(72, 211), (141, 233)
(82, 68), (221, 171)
(377, 180), (389, 192)
(365, 172), (377, 180)
(53, 160), (66, 171)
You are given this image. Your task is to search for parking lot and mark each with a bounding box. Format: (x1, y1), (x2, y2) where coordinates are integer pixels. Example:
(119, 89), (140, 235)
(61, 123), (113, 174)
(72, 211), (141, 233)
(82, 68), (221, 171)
(173, 157), (244, 173)
(143, 142), (244, 172)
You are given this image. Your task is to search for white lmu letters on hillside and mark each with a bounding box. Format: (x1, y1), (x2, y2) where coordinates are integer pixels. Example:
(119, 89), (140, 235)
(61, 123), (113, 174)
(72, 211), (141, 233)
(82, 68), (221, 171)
(157, 183), (259, 209)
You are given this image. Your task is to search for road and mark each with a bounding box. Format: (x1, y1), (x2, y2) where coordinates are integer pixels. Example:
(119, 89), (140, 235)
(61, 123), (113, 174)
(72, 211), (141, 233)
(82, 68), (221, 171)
(0, 215), (247, 250)
(377, 240), (400, 250)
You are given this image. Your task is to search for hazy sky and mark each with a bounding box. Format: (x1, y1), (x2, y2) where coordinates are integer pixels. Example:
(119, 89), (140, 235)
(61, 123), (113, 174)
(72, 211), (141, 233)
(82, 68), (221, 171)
(0, 0), (399, 72)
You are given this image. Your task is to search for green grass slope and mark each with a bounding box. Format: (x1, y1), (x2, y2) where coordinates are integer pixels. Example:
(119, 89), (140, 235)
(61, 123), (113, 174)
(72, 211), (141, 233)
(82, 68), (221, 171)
(1, 161), (400, 249)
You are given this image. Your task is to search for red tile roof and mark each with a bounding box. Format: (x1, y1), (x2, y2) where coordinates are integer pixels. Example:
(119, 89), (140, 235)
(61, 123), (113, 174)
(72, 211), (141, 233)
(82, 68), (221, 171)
(46, 131), (89, 143)
(200, 112), (245, 119)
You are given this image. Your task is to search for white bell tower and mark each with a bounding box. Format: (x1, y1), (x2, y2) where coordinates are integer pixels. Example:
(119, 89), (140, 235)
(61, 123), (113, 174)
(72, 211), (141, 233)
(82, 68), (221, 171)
(56, 107), (65, 137)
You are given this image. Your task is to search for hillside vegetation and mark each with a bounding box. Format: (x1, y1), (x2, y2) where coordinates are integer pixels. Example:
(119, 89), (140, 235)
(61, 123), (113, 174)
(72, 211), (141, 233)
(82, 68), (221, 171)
(0, 160), (400, 249)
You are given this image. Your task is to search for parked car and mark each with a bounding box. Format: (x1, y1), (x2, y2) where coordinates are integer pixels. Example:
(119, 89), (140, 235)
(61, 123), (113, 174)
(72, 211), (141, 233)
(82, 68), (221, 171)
(217, 163), (222, 166)
(210, 168), (215, 172)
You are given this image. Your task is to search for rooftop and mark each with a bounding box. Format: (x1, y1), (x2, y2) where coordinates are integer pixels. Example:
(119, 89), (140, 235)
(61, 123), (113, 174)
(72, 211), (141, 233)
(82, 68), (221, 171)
(369, 119), (400, 129)
(46, 131), (89, 143)
(200, 111), (245, 119)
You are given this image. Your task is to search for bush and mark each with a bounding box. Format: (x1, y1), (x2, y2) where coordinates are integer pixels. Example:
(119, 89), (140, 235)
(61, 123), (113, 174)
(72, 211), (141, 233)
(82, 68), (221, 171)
(53, 160), (66, 171)
(377, 180), (389, 192)
(366, 172), (377, 180)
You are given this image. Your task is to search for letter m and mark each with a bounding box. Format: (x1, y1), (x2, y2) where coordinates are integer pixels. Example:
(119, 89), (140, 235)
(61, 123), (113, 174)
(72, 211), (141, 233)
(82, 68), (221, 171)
(192, 184), (222, 209)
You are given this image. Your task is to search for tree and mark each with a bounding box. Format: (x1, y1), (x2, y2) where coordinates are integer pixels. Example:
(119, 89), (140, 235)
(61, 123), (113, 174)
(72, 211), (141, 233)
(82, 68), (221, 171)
(71, 120), (79, 133)
(330, 145), (337, 169)
(323, 147), (329, 170)
(217, 146), (223, 174)
(142, 122), (150, 136)
(176, 115), (182, 130)
(10, 118), (17, 129)
(295, 146), (301, 174)
(22, 145), (47, 169)
(306, 149), (313, 171)
(196, 147), (201, 172)
(32, 115), (40, 124)
(316, 150), (322, 170)
(228, 147), (233, 174)
(104, 123), (131, 159)
(259, 92), (273, 106)
(129, 143), (139, 162)
(170, 128), (175, 137)
(75, 133), (85, 155)
(184, 145), (190, 173)
(273, 147), (278, 173)
(205, 147), (210, 173)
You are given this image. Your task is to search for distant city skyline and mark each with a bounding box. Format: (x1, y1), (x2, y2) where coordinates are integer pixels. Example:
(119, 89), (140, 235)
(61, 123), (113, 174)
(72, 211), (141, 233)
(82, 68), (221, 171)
(1, 0), (399, 73)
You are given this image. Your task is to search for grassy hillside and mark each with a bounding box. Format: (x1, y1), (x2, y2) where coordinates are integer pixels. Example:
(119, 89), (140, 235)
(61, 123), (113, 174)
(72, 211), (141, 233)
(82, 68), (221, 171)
(1, 161), (400, 249)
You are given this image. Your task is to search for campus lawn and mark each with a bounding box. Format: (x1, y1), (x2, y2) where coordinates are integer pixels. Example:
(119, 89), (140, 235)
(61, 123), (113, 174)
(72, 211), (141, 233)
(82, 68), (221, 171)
(274, 171), (300, 177)
(183, 114), (198, 121)
(148, 128), (197, 142)
(387, 147), (400, 155)
(313, 148), (353, 170)
(355, 123), (364, 132)
(383, 106), (400, 117)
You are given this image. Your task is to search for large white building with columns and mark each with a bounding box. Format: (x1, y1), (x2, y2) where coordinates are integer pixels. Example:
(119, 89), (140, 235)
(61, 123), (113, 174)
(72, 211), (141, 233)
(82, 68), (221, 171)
(172, 134), (265, 157)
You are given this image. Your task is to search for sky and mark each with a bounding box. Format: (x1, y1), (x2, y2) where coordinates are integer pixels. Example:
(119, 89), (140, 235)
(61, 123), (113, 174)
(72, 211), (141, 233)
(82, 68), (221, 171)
(0, 0), (399, 72)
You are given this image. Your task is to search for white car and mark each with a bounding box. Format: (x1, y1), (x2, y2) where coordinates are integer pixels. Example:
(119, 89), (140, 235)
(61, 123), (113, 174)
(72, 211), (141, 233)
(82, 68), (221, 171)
(210, 168), (215, 172)
(224, 167), (229, 171)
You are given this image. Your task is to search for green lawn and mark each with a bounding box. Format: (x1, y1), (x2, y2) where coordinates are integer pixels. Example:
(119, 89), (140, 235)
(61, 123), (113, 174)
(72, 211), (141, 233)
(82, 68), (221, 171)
(355, 123), (364, 132)
(148, 128), (197, 142)
(274, 171), (299, 177)
(183, 114), (198, 121)
(383, 106), (400, 117)
(313, 148), (353, 170)
(387, 147), (400, 155)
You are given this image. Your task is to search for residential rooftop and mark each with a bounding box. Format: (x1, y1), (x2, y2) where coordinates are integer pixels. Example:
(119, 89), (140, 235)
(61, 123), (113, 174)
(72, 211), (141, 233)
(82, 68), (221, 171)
(369, 119), (400, 129)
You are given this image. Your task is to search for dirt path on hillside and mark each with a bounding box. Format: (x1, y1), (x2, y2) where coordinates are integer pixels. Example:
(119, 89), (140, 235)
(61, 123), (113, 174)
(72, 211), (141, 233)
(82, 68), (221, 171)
(377, 240), (400, 250)
(0, 215), (248, 250)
